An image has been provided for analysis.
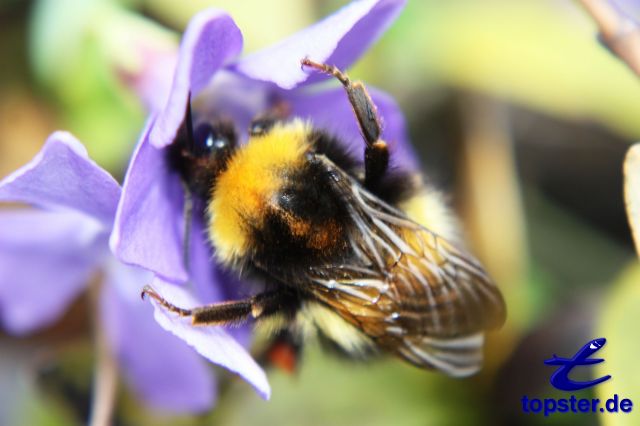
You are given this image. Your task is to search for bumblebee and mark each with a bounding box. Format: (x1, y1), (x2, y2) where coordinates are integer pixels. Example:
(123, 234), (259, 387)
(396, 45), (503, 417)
(145, 59), (506, 377)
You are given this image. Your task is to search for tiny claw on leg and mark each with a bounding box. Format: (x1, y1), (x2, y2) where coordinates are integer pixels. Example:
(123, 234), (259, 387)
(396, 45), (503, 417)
(140, 285), (192, 317)
(300, 57), (323, 70)
(141, 284), (157, 301)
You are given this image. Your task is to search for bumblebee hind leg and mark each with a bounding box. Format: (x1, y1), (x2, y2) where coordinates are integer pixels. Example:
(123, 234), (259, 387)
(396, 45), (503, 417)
(141, 286), (298, 326)
(301, 58), (389, 186)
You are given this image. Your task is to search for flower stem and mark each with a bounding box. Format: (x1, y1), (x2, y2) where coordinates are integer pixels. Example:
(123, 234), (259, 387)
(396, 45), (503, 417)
(578, 0), (640, 76)
(88, 283), (118, 426)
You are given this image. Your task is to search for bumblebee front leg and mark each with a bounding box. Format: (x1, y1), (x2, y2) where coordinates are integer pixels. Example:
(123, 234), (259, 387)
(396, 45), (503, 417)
(180, 179), (194, 270)
(141, 286), (290, 326)
(301, 58), (389, 186)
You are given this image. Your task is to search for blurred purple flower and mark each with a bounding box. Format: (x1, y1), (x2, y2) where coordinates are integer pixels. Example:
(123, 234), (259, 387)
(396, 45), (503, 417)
(111, 1), (412, 370)
(610, 1), (640, 48)
(611, 0), (640, 21)
(0, 131), (268, 411)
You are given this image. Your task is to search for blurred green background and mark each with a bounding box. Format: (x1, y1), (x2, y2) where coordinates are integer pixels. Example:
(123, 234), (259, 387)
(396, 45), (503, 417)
(1, 0), (639, 425)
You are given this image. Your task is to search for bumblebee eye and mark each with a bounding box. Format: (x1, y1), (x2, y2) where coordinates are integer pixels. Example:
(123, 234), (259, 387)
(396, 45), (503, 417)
(278, 189), (296, 210)
(191, 123), (234, 157)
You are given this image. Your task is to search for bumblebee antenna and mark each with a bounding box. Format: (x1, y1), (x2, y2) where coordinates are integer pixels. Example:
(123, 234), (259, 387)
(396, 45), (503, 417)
(185, 92), (195, 149)
(301, 58), (389, 185)
(180, 180), (193, 271)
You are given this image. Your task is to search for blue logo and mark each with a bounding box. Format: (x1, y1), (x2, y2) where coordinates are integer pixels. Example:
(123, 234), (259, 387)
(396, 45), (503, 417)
(521, 338), (632, 417)
(544, 337), (612, 391)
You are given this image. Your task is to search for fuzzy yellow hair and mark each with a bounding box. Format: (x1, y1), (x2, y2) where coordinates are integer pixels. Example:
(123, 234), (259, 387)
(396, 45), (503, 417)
(208, 120), (311, 264)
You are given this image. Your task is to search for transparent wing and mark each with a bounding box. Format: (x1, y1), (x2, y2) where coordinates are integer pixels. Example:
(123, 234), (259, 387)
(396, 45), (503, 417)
(304, 155), (506, 376)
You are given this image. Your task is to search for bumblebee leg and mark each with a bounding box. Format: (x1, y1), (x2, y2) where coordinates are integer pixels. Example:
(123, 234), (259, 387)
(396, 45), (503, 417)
(141, 285), (192, 317)
(301, 58), (389, 185)
(180, 180), (193, 271)
(141, 286), (294, 326)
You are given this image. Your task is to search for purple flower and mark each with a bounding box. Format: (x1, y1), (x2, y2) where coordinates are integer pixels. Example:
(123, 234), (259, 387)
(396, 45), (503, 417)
(0, 131), (268, 412)
(611, 0), (640, 20)
(110, 0), (413, 402)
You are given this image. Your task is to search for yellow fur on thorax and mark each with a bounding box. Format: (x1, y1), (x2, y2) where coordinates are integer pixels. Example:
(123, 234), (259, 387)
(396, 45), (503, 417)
(208, 120), (311, 264)
(399, 187), (459, 243)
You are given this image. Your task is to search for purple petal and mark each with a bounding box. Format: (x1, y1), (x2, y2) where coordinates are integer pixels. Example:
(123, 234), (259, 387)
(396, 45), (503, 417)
(147, 279), (270, 400)
(0, 132), (121, 227)
(149, 9), (243, 148)
(110, 121), (188, 283)
(231, 0), (406, 89)
(286, 85), (418, 169)
(101, 262), (216, 413)
(188, 211), (253, 346)
(0, 210), (105, 335)
(612, 0), (640, 21)
(186, 209), (224, 305)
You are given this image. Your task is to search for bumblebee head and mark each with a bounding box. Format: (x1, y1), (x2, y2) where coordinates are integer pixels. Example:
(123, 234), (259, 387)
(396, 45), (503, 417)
(169, 118), (238, 199)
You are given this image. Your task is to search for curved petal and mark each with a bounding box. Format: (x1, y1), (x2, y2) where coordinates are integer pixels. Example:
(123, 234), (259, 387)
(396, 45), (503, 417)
(149, 9), (243, 148)
(101, 261), (216, 413)
(230, 0), (406, 89)
(110, 121), (187, 283)
(0, 131), (121, 227)
(0, 210), (105, 335)
(286, 85), (419, 169)
(147, 279), (270, 400)
(612, 0), (640, 21)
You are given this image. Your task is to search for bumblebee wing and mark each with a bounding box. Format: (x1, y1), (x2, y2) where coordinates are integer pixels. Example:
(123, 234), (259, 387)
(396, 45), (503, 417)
(305, 155), (506, 376)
